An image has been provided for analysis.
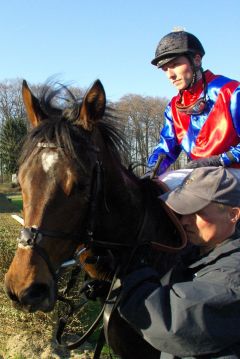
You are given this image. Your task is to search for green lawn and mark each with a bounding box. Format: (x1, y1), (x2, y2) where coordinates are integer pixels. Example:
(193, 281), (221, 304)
(0, 183), (22, 213)
(6, 194), (23, 212)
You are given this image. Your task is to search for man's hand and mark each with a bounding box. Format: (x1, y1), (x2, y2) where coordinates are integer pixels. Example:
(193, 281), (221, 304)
(186, 155), (222, 169)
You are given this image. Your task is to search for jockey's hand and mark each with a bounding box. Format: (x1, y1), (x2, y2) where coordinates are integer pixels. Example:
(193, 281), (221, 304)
(80, 279), (111, 300)
(186, 155), (222, 169)
(141, 171), (153, 179)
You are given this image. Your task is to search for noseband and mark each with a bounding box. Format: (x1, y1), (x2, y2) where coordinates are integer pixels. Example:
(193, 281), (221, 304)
(17, 226), (88, 281)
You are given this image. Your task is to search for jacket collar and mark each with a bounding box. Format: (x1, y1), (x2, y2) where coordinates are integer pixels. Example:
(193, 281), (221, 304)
(188, 236), (240, 269)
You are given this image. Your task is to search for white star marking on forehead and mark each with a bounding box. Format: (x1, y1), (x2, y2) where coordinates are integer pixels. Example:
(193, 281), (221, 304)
(41, 151), (59, 172)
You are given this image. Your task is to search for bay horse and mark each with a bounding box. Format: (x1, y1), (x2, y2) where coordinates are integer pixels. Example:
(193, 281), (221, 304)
(4, 79), (186, 359)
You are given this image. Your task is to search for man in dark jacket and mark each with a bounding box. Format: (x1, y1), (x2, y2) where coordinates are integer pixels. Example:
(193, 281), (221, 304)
(119, 166), (240, 359)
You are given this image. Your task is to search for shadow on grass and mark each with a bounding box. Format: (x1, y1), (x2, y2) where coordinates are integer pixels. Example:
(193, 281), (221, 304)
(0, 194), (21, 213)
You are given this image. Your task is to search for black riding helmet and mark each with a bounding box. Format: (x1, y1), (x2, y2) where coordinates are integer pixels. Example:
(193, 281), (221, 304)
(151, 30), (205, 68)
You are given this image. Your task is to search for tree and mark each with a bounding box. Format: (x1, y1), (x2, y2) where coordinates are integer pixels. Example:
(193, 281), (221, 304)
(0, 117), (27, 174)
(116, 94), (168, 175)
(0, 79), (25, 126)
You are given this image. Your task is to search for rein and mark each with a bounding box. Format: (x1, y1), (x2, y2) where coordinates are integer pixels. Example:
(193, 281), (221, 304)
(56, 267), (120, 352)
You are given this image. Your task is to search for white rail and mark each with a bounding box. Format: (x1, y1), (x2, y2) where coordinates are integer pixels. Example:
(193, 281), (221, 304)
(11, 214), (24, 226)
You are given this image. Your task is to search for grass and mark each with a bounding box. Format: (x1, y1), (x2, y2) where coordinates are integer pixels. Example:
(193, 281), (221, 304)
(0, 182), (20, 194)
(0, 182), (22, 214)
(6, 194), (23, 212)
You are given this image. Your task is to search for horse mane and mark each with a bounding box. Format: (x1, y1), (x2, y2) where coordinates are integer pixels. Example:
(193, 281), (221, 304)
(19, 82), (129, 170)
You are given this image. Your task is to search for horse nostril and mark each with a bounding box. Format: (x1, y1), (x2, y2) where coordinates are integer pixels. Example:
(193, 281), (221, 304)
(20, 283), (50, 306)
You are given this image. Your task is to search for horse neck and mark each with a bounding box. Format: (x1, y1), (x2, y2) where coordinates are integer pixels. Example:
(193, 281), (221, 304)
(91, 131), (161, 246)
(95, 164), (145, 245)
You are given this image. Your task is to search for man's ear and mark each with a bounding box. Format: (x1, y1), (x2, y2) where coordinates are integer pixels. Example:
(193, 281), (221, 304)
(229, 207), (240, 224)
(193, 54), (202, 68)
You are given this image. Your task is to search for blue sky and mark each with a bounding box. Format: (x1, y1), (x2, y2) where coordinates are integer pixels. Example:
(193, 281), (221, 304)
(0, 0), (239, 102)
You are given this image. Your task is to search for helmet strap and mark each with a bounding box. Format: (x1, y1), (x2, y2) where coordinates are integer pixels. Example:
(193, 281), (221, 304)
(187, 54), (200, 88)
(177, 69), (208, 115)
(178, 54), (203, 94)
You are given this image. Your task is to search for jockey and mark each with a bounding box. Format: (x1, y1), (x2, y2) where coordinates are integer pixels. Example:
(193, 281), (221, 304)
(148, 30), (240, 175)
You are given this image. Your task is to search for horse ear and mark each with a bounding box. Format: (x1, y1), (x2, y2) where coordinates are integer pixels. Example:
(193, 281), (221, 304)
(77, 79), (106, 131)
(22, 80), (44, 127)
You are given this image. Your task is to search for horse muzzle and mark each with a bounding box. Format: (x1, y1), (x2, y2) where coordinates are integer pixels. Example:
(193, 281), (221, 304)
(5, 279), (57, 313)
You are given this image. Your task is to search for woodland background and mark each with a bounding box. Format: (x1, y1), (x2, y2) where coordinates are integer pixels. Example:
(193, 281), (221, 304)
(0, 79), (187, 182)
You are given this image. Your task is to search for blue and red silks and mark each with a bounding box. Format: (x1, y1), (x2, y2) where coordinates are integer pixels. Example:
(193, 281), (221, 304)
(148, 70), (240, 175)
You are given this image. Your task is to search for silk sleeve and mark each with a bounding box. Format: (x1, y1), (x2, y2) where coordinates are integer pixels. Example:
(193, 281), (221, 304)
(147, 104), (181, 175)
(221, 85), (240, 165)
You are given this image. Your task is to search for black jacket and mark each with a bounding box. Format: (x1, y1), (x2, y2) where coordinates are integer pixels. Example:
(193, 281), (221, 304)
(119, 237), (240, 359)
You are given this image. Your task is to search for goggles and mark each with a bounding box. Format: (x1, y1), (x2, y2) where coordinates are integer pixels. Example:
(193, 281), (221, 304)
(176, 96), (206, 115)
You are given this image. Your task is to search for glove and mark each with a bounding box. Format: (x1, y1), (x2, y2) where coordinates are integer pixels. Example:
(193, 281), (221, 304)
(141, 171), (153, 179)
(80, 279), (111, 300)
(186, 155), (222, 169)
(119, 267), (160, 307)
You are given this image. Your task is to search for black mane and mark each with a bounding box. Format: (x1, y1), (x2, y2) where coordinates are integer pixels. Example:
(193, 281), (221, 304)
(19, 83), (129, 169)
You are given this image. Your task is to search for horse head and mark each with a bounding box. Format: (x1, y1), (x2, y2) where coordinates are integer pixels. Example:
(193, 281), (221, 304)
(5, 79), (136, 312)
